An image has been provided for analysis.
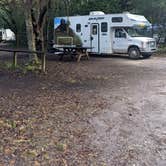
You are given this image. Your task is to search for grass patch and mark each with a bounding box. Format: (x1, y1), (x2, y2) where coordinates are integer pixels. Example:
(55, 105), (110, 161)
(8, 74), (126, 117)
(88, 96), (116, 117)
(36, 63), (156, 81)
(157, 45), (166, 54)
(0, 62), (20, 70)
(0, 61), (42, 74)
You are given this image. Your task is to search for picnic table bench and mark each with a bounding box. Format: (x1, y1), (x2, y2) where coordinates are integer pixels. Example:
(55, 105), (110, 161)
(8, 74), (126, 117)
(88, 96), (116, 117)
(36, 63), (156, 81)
(54, 45), (92, 62)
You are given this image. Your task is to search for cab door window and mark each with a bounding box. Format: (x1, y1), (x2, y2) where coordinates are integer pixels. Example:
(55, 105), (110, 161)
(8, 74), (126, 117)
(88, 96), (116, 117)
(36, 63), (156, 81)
(115, 28), (126, 38)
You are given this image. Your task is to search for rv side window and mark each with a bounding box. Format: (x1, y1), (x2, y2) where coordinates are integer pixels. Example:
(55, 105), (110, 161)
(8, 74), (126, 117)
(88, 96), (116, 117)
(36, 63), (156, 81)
(92, 25), (98, 35)
(112, 17), (123, 23)
(101, 22), (108, 32)
(76, 24), (81, 32)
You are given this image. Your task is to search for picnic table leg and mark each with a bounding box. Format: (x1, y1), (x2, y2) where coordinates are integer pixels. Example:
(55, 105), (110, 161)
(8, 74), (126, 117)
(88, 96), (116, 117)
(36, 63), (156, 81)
(76, 49), (90, 62)
(59, 49), (68, 61)
(70, 52), (75, 60)
(59, 54), (64, 61)
(85, 50), (90, 60)
(77, 49), (90, 62)
(77, 52), (82, 62)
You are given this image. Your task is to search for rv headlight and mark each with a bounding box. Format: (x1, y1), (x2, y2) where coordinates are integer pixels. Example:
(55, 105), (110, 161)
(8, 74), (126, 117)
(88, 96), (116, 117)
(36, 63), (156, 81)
(141, 41), (148, 49)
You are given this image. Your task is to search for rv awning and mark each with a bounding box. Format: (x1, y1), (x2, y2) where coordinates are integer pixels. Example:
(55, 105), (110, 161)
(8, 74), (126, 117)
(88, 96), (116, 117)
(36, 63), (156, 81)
(127, 13), (151, 27)
(110, 13), (151, 28)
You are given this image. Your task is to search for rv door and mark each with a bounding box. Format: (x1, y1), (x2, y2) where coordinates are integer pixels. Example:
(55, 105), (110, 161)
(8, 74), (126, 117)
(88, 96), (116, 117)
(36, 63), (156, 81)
(91, 24), (99, 53)
(113, 28), (128, 53)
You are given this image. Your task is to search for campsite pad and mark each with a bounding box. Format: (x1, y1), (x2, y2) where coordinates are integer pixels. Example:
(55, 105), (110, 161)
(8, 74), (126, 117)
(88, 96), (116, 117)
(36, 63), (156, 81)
(0, 53), (166, 165)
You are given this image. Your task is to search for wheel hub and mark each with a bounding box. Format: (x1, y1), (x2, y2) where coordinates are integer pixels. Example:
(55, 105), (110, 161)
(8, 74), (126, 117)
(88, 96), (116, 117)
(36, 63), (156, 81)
(131, 50), (137, 57)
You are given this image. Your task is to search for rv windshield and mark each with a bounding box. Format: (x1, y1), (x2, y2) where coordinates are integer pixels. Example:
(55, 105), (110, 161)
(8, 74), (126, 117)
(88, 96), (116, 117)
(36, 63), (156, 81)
(125, 27), (152, 38)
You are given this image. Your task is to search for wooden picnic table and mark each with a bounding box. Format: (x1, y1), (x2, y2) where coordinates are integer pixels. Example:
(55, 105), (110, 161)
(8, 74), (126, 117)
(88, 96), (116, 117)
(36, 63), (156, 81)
(54, 45), (92, 62)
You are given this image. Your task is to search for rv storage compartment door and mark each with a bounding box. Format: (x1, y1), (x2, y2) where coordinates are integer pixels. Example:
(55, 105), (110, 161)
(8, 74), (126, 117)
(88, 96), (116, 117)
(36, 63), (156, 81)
(91, 24), (99, 53)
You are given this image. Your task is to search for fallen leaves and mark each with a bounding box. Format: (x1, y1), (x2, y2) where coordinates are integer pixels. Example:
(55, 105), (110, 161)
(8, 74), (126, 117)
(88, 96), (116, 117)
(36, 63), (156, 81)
(56, 143), (67, 152)
(23, 150), (38, 158)
(67, 78), (77, 84)
(4, 147), (13, 155)
(13, 139), (31, 144)
(0, 119), (17, 129)
(34, 161), (40, 166)
(0, 59), (110, 165)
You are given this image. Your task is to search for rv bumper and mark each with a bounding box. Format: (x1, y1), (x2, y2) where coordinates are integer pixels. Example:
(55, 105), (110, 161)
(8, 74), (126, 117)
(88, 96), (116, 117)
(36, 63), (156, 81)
(140, 41), (157, 54)
(140, 48), (157, 54)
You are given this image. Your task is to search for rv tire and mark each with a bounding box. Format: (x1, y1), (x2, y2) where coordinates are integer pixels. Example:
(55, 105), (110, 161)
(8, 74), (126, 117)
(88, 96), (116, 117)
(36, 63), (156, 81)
(128, 47), (141, 59)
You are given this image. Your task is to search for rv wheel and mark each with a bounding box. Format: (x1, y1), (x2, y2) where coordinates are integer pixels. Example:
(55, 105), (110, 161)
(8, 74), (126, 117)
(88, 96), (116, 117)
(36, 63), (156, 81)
(128, 47), (140, 59)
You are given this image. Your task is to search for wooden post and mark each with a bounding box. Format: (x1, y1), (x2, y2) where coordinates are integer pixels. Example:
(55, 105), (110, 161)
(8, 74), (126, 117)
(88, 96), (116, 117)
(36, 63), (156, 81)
(41, 52), (46, 73)
(13, 51), (17, 67)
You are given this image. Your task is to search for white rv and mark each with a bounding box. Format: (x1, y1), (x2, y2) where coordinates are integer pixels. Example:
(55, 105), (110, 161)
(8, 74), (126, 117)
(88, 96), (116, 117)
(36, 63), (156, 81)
(0, 28), (15, 42)
(54, 11), (157, 59)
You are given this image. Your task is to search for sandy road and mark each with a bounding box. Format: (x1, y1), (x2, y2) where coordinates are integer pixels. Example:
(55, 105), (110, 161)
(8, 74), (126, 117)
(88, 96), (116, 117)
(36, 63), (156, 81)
(89, 55), (166, 165)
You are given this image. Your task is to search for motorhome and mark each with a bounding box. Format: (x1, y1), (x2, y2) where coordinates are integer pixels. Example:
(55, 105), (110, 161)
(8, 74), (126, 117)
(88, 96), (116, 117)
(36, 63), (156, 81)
(54, 11), (157, 59)
(0, 28), (15, 42)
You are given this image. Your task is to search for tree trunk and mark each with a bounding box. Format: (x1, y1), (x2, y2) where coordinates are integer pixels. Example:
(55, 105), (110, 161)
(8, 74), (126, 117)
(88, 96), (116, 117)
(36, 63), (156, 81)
(25, 10), (38, 62)
(15, 32), (19, 48)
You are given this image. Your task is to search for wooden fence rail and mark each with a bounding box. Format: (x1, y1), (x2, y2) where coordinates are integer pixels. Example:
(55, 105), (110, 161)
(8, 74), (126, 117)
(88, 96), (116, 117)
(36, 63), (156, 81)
(0, 48), (47, 73)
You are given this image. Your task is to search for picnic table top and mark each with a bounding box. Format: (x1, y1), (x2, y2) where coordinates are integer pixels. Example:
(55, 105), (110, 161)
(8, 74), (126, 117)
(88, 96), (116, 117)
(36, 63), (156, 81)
(54, 45), (93, 50)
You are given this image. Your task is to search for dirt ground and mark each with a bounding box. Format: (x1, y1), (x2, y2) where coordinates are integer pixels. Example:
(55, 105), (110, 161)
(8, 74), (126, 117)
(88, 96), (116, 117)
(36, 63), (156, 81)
(0, 53), (166, 166)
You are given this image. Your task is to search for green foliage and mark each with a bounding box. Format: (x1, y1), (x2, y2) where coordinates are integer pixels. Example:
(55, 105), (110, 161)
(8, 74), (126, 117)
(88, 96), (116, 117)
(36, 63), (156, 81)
(56, 143), (67, 152)
(23, 61), (42, 74)
(0, 62), (19, 70)
(157, 45), (166, 54)
(53, 0), (136, 16)
(133, 0), (166, 24)
(6, 120), (17, 129)
(0, 0), (166, 50)
(0, 0), (27, 48)
(0, 61), (42, 74)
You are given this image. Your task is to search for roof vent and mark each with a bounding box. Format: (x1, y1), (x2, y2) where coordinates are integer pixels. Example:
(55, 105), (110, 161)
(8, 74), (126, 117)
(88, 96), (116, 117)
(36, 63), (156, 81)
(89, 11), (105, 15)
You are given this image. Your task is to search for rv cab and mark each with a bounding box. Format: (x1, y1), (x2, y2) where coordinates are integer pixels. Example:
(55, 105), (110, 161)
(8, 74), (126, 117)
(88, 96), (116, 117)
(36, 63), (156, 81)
(112, 26), (156, 58)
